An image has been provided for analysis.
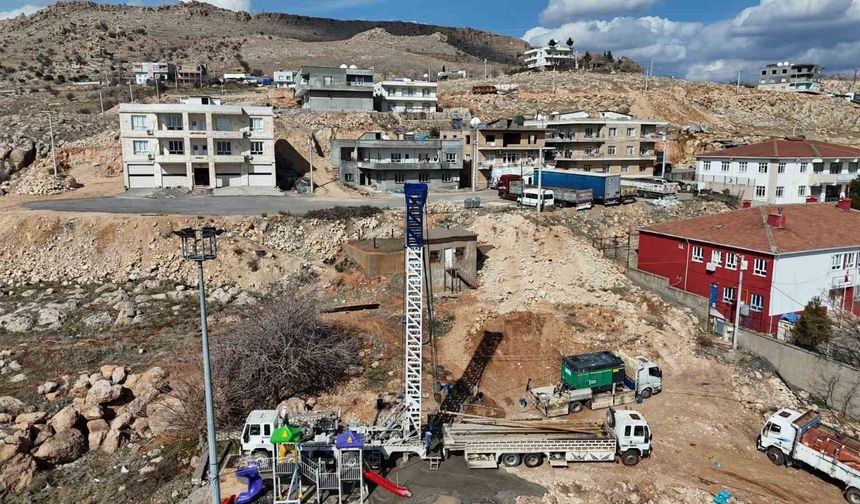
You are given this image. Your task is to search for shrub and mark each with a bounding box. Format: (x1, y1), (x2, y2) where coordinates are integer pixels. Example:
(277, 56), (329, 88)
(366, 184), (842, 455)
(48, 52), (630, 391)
(793, 297), (832, 351)
(304, 205), (383, 221)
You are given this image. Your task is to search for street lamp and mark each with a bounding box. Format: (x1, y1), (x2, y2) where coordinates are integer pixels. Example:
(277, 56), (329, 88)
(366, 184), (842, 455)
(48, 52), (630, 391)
(173, 226), (224, 504)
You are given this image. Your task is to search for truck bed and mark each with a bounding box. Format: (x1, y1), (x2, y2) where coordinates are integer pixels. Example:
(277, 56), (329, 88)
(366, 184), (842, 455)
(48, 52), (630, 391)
(800, 424), (860, 471)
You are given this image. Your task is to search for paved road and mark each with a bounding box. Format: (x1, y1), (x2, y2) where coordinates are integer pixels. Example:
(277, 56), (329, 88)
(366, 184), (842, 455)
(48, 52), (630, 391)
(23, 190), (502, 216)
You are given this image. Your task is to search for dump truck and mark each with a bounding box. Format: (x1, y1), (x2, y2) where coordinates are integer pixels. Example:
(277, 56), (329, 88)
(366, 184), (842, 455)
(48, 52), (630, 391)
(620, 177), (679, 198)
(443, 408), (652, 468)
(527, 351), (663, 417)
(757, 408), (860, 503)
(533, 169), (621, 205)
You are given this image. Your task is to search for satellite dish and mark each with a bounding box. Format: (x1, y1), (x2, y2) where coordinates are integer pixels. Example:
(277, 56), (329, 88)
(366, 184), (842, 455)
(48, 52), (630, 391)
(469, 117), (482, 128)
(339, 64), (348, 69)
(348, 64), (358, 69)
(423, 73), (429, 79)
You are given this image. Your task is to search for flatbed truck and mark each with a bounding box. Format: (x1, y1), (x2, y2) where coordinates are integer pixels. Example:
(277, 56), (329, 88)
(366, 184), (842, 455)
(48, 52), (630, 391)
(758, 408), (860, 503)
(527, 351), (663, 417)
(620, 177), (679, 198)
(443, 409), (652, 468)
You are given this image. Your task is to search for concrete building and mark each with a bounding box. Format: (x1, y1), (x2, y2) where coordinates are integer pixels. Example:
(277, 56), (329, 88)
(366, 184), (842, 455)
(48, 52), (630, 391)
(295, 65), (374, 112)
(758, 62), (822, 93)
(273, 70), (294, 88)
(523, 45), (575, 70)
(332, 132), (463, 191)
(638, 202), (860, 335)
(344, 228), (478, 291)
(527, 111), (666, 176)
(176, 64), (206, 85)
(373, 79), (437, 113)
(132, 62), (176, 85)
(475, 118), (553, 188)
(696, 137), (860, 205)
(118, 96), (275, 190)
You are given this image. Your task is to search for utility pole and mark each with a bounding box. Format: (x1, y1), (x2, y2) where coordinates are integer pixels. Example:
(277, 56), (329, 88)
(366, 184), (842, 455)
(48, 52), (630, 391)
(155, 78), (160, 101)
(128, 78), (134, 103)
(308, 135), (314, 196)
(645, 59), (654, 91)
(732, 255), (748, 349)
(737, 69), (741, 92)
(98, 88), (105, 115)
(484, 58), (488, 79)
(853, 69), (858, 91)
(659, 131), (668, 178)
(471, 126), (478, 192)
(45, 111), (58, 178)
(536, 150), (543, 216)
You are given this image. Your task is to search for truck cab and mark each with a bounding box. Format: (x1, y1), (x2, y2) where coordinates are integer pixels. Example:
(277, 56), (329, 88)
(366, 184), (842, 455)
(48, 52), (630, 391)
(240, 409), (284, 458)
(620, 353), (663, 398)
(757, 408), (802, 460)
(609, 409), (652, 466)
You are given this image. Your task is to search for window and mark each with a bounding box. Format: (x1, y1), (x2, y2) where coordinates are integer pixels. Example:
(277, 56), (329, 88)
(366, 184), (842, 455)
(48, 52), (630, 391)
(486, 134), (496, 144)
(164, 114), (182, 131)
(344, 173), (354, 182)
(250, 117), (263, 131)
(830, 162), (843, 175)
(249, 424), (261, 436)
(721, 161), (730, 172)
(627, 127), (636, 137)
(633, 426), (645, 437)
(264, 424), (271, 436)
(626, 146), (634, 156)
(711, 250), (722, 266)
(725, 253), (738, 270)
(465, 134), (471, 145)
(750, 293), (764, 312)
(390, 153), (402, 163)
(167, 140), (184, 154)
(445, 152), (457, 163)
(429, 250), (440, 262)
(739, 161), (748, 173)
(583, 164), (592, 172)
(692, 246), (704, 262)
(758, 162), (768, 173)
(813, 162), (824, 173)
(441, 171), (452, 182)
(608, 146), (616, 155)
(132, 140), (149, 155)
(621, 165), (629, 174)
(753, 258), (767, 276)
(797, 185), (806, 197)
(602, 162), (610, 172)
(216, 141), (231, 155)
(418, 172), (430, 183)
(703, 161), (711, 171)
(832, 252), (857, 270)
(323, 76), (332, 85)
(585, 127), (595, 138)
(215, 117), (231, 131)
(775, 186), (784, 198)
(755, 186), (766, 197)
(608, 127), (617, 137)
(800, 162), (808, 173)
(250, 141), (264, 155)
(850, 162), (859, 174)
(131, 115), (147, 131)
(394, 171), (405, 183)
(778, 162), (786, 173)
(723, 287), (736, 303)
(455, 247), (465, 257)
(768, 423), (782, 435)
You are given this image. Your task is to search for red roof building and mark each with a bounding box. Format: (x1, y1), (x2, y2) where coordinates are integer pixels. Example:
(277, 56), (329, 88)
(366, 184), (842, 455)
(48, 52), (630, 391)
(638, 200), (860, 335)
(695, 137), (860, 206)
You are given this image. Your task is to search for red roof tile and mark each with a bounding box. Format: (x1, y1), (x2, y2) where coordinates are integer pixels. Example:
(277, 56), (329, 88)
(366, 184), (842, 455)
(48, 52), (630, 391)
(641, 203), (860, 255)
(697, 138), (860, 159)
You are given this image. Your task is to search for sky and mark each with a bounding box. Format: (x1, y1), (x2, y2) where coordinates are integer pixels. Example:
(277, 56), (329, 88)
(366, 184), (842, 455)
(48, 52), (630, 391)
(2, 0), (859, 81)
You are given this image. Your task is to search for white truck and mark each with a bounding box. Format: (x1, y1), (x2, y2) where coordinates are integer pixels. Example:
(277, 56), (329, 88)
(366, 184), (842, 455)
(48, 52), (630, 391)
(443, 408), (652, 468)
(758, 408), (860, 503)
(517, 188), (555, 209)
(620, 177), (679, 198)
(528, 352), (663, 417)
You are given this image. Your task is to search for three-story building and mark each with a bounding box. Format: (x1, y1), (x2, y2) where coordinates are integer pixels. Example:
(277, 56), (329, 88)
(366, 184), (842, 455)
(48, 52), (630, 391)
(373, 79), (437, 113)
(295, 65), (374, 112)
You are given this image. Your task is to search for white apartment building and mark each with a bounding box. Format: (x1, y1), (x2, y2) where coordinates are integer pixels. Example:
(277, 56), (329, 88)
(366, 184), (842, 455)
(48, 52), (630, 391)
(696, 137), (860, 204)
(523, 46), (575, 71)
(373, 79), (437, 113)
(273, 70), (294, 88)
(118, 96), (275, 190)
(132, 62), (176, 85)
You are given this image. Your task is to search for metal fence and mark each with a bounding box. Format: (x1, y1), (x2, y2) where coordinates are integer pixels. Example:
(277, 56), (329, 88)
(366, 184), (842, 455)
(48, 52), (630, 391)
(592, 232), (639, 268)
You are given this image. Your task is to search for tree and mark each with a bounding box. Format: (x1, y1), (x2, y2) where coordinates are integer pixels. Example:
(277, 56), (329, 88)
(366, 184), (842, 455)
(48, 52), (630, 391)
(566, 37), (574, 49)
(793, 297), (833, 351)
(606, 50), (615, 62)
(848, 176), (860, 210)
(548, 38), (557, 48)
(583, 51), (592, 65)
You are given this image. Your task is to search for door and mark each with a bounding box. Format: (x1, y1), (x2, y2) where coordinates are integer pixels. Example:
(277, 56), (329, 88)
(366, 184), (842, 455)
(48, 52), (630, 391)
(444, 248), (455, 269)
(127, 164), (156, 188)
(193, 167), (210, 187)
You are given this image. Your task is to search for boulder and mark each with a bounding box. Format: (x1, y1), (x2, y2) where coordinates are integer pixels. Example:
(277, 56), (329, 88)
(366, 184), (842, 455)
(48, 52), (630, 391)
(88, 373), (103, 385)
(99, 365), (117, 379)
(119, 387), (159, 417)
(233, 292), (257, 306)
(37, 381), (59, 395)
(69, 375), (90, 398)
(130, 366), (168, 396)
(0, 413), (12, 424)
(9, 373), (27, 383)
(49, 405), (81, 432)
(33, 428), (86, 465)
(131, 417), (149, 438)
(86, 380), (122, 405)
(36, 307), (65, 328)
(33, 425), (54, 447)
(8, 139), (36, 170)
(100, 427), (126, 455)
(86, 419), (109, 451)
(82, 312), (113, 328)
(113, 300), (138, 326)
(209, 287), (233, 305)
(0, 396), (25, 415)
(0, 453), (36, 494)
(14, 412), (47, 428)
(110, 412), (133, 431)
(87, 418), (109, 433)
(0, 312), (34, 333)
(111, 366), (127, 385)
(279, 397), (307, 417)
(145, 395), (185, 437)
(75, 402), (103, 421)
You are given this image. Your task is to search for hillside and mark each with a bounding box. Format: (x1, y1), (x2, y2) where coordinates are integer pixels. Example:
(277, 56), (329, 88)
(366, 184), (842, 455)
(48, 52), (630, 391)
(0, 1), (528, 84)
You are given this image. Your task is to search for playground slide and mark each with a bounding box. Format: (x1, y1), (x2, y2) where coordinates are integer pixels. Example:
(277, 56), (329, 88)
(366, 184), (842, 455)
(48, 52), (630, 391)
(363, 468), (412, 498)
(234, 467), (265, 504)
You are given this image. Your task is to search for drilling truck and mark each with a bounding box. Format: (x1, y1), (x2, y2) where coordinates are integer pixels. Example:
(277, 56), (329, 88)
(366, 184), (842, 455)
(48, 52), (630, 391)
(527, 351), (663, 417)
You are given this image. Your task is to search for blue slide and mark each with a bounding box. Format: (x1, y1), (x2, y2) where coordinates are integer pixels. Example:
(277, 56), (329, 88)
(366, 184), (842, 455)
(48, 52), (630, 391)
(234, 466), (265, 504)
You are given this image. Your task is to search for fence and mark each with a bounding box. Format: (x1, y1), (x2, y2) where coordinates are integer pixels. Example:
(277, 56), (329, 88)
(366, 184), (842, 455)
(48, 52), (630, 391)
(592, 233), (638, 269)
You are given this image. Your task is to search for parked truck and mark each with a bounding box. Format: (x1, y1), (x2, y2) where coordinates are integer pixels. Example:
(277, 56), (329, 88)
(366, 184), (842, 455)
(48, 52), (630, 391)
(757, 408), (860, 503)
(499, 174), (592, 209)
(527, 351), (663, 417)
(517, 188), (555, 209)
(620, 177), (679, 198)
(443, 408), (652, 468)
(533, 169), (621, 205)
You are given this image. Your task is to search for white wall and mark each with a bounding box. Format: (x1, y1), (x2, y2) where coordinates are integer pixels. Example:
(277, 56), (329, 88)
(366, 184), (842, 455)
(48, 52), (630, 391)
(771, 248), (860, 314)
(697, 158), (810, 204)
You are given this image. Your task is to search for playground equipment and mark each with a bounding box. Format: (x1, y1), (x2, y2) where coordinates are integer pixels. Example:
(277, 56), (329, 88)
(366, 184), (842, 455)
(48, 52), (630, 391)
(235, 466), (265, 504)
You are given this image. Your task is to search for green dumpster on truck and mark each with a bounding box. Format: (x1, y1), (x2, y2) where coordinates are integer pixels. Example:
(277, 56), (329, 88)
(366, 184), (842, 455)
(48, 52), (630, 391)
(561, 351), (625, 393)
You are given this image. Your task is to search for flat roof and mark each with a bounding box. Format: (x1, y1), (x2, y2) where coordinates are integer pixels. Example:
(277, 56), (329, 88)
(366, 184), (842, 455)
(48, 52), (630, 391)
(349, 228), (478, 252)
(697, 137), (860, 160)
(118, 103), (272, 115)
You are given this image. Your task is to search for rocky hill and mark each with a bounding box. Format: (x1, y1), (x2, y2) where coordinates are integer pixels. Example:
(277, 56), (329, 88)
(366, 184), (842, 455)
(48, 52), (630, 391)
(0, 1), (528, 85)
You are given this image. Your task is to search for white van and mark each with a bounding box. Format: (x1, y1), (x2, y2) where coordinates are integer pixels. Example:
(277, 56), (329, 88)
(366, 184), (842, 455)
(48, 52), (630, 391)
(517, 188), (554, 209)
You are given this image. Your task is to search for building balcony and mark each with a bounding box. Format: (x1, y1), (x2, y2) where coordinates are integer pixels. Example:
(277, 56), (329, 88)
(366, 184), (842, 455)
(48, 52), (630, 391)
(545, 134), (605, 143)
(154, 153), (187, 163)
(354, 160), (446, 170)
(152, 129), (186, 138)
(213, 154), (245, 163)
(555, 152), (605, 161)
(383, 95), (437, 101)
(210, 130), (245, 139)
(478, 144), (551, 150)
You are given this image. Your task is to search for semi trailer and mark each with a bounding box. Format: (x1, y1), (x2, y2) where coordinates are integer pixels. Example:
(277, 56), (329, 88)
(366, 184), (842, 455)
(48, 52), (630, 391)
(528, 351), (663, 417)
(533, 169), (621, 205)
(498, 174), (592, 209)
(758, 408), (860, 503)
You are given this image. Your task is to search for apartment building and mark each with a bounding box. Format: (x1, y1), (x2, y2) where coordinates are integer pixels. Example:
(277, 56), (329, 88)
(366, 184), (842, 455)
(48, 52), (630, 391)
(295, 65), (374, 112)
(696, 137), (860, 205)
(758, 62), (822, 93)
(132, 62), (176, 85)
(118, 96), (275, 190)
(273, 70), (294, 88)
(373, 79), (438, 113)
(528, 111), (666, 176)
(475, 118), (552, 188)
(332, 132), (463, 192)
(523, 45), (575, 71)
(176, 64), (206, 85)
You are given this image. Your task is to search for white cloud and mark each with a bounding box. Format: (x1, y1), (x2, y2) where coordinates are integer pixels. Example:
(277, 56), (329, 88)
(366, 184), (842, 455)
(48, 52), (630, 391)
(179, 0), (251, 12)
(525, 0), (860, 80)
(540, 0), (658, 24)
(0, 4), (42, 20)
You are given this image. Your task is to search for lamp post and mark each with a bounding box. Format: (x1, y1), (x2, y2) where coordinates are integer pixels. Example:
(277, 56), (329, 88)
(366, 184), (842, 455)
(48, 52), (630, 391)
(173, 226), (224, 504)
(732, 255), (748, 349)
